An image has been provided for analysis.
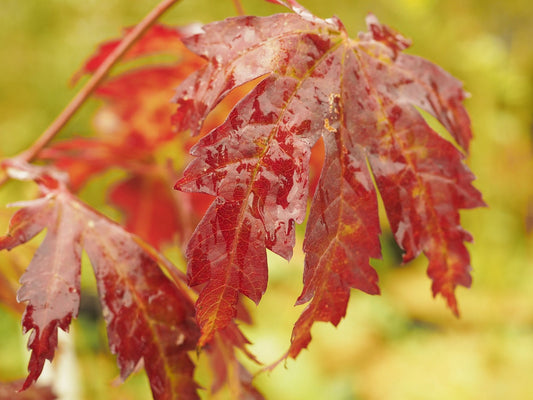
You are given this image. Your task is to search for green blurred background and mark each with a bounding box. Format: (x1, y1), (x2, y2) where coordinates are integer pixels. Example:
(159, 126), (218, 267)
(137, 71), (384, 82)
(1, 0), (532, 399)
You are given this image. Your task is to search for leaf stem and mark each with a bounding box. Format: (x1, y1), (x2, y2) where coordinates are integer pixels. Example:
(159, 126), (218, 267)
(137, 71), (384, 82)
(232, 0), (246, 16)
(14, 0), (183, 165)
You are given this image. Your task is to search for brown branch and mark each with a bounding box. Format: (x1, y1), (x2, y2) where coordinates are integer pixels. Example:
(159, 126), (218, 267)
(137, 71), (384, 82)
(14, 0), (183, 165)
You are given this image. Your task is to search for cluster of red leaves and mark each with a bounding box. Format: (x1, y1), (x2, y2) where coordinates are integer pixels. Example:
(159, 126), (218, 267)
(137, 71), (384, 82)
(41, 24), (206, 249)
(1, 21), (263, 400)
(0, 0), (484, 399)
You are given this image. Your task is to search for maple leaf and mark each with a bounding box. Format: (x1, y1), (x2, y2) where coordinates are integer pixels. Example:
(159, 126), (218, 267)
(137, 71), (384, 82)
(0, 195), (81, 391)
(0, 162), (200, 399)
(173, 1), (484, 352)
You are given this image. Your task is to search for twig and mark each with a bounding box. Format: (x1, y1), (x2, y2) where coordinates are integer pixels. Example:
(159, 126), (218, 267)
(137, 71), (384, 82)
(14, 0), (183, 165)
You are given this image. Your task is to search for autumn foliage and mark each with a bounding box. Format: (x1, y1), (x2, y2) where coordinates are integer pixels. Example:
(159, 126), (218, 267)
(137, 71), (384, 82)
(0, 0), (484, 399)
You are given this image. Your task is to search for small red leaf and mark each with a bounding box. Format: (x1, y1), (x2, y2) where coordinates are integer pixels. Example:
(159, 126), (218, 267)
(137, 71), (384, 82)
(39, 139), (116, 191)
(0, 163), (200, 399)
(41, 66), (194, 191)
(0, 195), (82, 391)
(42, 24), (204, 190)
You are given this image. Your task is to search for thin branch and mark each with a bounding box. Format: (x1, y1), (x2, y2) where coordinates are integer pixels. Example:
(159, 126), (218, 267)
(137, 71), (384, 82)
(14, 0), (183, 165)
(232, 0), (246, 16)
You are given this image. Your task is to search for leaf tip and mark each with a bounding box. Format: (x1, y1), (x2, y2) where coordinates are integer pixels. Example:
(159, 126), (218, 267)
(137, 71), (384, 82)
(364, 13), (411, 55)
(197, 331), (214, 349)
(433, 281), (463, 318)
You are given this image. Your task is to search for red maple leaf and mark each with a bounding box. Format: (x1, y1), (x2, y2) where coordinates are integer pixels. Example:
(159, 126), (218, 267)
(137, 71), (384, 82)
(0, 161), (200, 399)
(173, 1), (484, 352)
(73, 23), (202, 83)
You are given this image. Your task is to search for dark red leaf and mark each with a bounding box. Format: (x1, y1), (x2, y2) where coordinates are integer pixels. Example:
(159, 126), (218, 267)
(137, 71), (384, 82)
(0, 196), (81, 390)
(290, 133), (382, 357)
(82, 204), (199, 399)
(0, 163), (200, 399)
(173, 4), (484, 354)
(184, 199), (269, 346)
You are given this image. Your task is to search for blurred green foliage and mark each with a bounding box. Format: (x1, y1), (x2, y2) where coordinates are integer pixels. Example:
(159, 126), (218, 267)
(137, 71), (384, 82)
(1, 0), (532, 399)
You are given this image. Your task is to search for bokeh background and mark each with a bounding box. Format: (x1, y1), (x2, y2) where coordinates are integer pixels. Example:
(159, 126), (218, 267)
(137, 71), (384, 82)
(1, 0), (532, 399)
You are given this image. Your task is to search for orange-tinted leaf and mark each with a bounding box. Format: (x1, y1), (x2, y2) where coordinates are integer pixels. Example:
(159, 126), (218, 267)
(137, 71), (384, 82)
(0, 163), (200, 399)
(92, 65), (200, 147)
(41, 65), (196, 191)
(73, 24), (200, 81)
(80, 23), (203, 149)
(42, 24), (204, 190)
(40, 25), (210, 250)
(40, 138), (118, 191)
(173, 2), (483, 353)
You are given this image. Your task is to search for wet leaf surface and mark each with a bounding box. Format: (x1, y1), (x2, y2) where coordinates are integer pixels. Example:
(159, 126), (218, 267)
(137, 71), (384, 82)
(173, 2), (484, 353)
